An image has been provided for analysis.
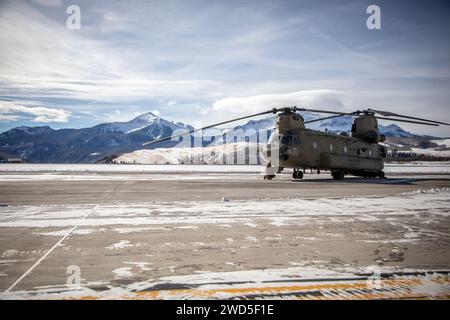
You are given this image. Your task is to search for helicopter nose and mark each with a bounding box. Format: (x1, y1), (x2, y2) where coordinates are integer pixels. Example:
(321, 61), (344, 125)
(279, 145), (290, 161)
(279, 145), (289, 154)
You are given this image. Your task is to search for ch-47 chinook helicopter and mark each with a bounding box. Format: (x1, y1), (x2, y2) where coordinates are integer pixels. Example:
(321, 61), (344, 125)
(143, 107), (449, 180)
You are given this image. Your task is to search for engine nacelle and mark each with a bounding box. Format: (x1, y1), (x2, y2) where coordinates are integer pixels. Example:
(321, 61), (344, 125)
(351, 115), (384, 142)
(277, 113), (305, 134)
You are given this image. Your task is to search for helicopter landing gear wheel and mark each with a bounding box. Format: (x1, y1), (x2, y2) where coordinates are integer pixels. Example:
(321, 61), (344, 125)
(331, 170), (345, 180)
(378, 171), (385, 179)
(264, 175), (275, 180)
(293, 169), (303, 179)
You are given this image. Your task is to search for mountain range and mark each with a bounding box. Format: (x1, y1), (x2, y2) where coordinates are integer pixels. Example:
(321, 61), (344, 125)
(0, 111), (441, 163)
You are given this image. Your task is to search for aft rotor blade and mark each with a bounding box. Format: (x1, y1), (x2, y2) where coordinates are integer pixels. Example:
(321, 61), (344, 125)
(369, 109), (449, 126)
(304, 113), (351, 124)
(297, 107), (351, 116)
(375, 116), (439, 126)
(142, 109), (276, 146)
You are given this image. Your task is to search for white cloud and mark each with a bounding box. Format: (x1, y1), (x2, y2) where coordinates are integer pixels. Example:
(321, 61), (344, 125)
(0, 101), (71, 123)
(0, 114), (23, 121)
(212, 90), (346, 115)
(0, 1), (448, 137)
(0, 2), (222, 103)
(32, 0), (62, 7)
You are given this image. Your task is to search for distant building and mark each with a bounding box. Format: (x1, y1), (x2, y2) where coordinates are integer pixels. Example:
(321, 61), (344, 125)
(0, 151), (24, 163)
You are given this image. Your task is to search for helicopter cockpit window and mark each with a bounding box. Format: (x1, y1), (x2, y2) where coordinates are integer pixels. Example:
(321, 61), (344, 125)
(280, 135), (300, 145)
(280, 135), (293, 145)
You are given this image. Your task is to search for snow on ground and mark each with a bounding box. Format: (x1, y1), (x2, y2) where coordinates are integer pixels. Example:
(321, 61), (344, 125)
(115, 142), (264, 165)
(1, 162), (450, 179)
(0, 163), (265, 174)
(432, 139), (450, 147)
(0, 188), (448, 228)
(384, 162), (450, 174)
(392, 139), (450, 157)
(407, 148), (450, 157)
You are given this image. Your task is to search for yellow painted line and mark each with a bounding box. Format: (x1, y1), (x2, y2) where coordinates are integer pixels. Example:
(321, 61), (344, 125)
(96, 277), (449, 300)
(57, 275), (450, 300)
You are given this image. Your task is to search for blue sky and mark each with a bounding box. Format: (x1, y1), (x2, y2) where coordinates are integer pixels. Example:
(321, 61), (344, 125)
(0, 0), (449, 136)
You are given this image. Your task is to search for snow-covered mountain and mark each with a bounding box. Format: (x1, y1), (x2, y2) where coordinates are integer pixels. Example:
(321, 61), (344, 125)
(0, 112), (193, 163)
(93, 112), (191, 135)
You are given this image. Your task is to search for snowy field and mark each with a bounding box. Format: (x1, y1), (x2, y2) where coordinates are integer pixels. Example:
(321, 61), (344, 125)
(1, 161), (450, 177)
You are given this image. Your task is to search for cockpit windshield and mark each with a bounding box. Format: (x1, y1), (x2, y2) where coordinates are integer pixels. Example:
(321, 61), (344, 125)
(280, 135), (293, 145)
(280, 135), (299, 145)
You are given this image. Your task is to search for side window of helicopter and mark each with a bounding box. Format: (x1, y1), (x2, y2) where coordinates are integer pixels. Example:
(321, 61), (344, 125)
(344, 146), (348, 153)
(369, 150), (373, 157)
(292, 136), (300, 145)
(380, 146), (387, 158)
(357, 148), (361, 156)
(329, 144), (334, 151)
(312, 141), (318, 149)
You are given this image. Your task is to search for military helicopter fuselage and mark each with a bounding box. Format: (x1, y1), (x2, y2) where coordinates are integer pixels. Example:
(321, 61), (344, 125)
(265, 110), (387, 179)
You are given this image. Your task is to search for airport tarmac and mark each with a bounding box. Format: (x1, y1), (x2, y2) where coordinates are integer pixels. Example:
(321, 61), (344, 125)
(0, 165), (449, 299)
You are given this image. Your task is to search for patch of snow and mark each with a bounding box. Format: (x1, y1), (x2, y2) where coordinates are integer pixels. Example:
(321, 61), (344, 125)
(105, 240), (133, 250)
(113, 227), (167, 234)
(124, 262), (152, 271)
(1, 250), (18, 258)
(112, 267), (133, 278)
(245, 235), (258, 242)
(244, 222), (258, 228)
(36, 228), (99, 236)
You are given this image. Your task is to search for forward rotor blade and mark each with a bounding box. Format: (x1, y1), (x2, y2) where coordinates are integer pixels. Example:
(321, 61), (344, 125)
(369, 109), (449, 126)
(142, 109), (276, 146)
(375, 116), (439, 126)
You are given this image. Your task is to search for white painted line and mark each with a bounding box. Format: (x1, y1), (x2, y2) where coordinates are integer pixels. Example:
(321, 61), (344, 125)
(3, 183), (121, 293)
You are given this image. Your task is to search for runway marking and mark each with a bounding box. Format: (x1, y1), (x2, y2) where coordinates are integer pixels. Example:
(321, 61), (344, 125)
(135, 278), (448, 300)
(3, 183), (122, 293)
(63, 275), (450, 300)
